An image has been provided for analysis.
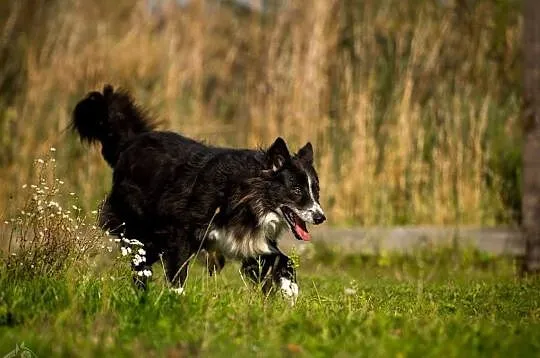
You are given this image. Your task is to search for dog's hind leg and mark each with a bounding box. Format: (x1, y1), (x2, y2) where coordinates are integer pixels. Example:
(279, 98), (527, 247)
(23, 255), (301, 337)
(241, 253), (298, 303)
(205, 250), (226, 276)
(163, 237), (193, 294)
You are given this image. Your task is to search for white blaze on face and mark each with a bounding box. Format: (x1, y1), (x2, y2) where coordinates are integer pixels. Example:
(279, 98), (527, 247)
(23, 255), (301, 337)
(305, 172), (325, 221)
(288, 170), (325, 224)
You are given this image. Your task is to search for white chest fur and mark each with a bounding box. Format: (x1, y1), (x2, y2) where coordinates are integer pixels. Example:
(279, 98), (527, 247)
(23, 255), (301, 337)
(208, 212), (284, 258)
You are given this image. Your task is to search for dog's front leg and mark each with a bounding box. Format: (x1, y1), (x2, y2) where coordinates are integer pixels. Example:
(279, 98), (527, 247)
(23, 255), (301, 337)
(241, 253), (298, 303)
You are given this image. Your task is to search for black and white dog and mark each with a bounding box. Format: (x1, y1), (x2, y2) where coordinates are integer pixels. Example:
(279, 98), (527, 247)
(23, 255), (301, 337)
(72, 85), (326, 300)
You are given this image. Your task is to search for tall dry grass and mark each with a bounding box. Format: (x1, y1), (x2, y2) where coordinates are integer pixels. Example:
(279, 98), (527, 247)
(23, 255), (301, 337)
(0, 0), (522, 226)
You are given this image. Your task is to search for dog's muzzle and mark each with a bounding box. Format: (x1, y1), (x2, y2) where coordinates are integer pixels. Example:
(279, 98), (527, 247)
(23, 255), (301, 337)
(312, 211), (326, 225)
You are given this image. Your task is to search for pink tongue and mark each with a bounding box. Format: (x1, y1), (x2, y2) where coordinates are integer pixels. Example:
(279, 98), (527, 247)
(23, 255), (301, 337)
(294, 223), (311, 241)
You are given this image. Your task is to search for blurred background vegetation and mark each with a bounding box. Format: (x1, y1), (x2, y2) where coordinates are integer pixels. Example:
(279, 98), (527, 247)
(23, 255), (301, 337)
(0, 0), (522, 227)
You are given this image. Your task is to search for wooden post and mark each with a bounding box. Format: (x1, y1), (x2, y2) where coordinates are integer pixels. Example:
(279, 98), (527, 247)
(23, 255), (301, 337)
(522, 0), (540, 274)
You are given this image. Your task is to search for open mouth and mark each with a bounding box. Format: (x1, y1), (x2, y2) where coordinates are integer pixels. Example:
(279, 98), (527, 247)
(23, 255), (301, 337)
(280, 206), (311, 241)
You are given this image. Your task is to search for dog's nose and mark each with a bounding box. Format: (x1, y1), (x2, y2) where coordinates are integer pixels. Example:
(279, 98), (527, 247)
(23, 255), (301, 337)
(313, 212), (326, 225)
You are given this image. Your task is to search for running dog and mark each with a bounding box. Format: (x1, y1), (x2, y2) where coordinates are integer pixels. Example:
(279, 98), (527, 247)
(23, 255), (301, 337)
(72, 85), (326, 300)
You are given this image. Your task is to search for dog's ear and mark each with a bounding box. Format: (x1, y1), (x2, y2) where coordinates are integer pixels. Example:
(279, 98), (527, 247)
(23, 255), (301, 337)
(297, 142), (313, 165)
(266, 137), (290, 172)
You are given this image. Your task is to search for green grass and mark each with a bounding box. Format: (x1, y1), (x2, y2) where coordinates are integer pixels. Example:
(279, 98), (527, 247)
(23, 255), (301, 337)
(1, 246), (539, 358)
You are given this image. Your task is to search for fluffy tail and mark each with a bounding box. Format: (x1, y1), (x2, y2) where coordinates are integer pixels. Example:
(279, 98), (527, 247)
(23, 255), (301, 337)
(71, 85), (156, 167)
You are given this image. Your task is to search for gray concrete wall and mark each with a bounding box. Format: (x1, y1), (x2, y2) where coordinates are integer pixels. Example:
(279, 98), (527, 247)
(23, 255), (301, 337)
(280, 226), (524, 255)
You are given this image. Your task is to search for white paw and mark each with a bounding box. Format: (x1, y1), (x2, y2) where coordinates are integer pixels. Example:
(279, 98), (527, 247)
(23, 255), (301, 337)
(279, 277), (299, 304)
(170, 287), (185, 296)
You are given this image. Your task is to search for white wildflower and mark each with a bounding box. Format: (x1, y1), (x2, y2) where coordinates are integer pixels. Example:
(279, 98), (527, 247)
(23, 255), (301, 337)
(132, 254), (146, 266)
(170, 287), (184, 295)
(344, 288), (357, 296)
(50, 147), (56, 152)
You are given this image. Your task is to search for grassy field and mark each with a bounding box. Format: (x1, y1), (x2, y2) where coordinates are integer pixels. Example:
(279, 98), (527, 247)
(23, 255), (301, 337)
(0, 2), (534, 356)
(0, 158), (538, 357)
(1, 244), (539, 357)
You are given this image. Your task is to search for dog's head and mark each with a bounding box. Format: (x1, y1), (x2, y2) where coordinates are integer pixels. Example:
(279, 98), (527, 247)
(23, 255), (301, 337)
(263, 137), (326, 241)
